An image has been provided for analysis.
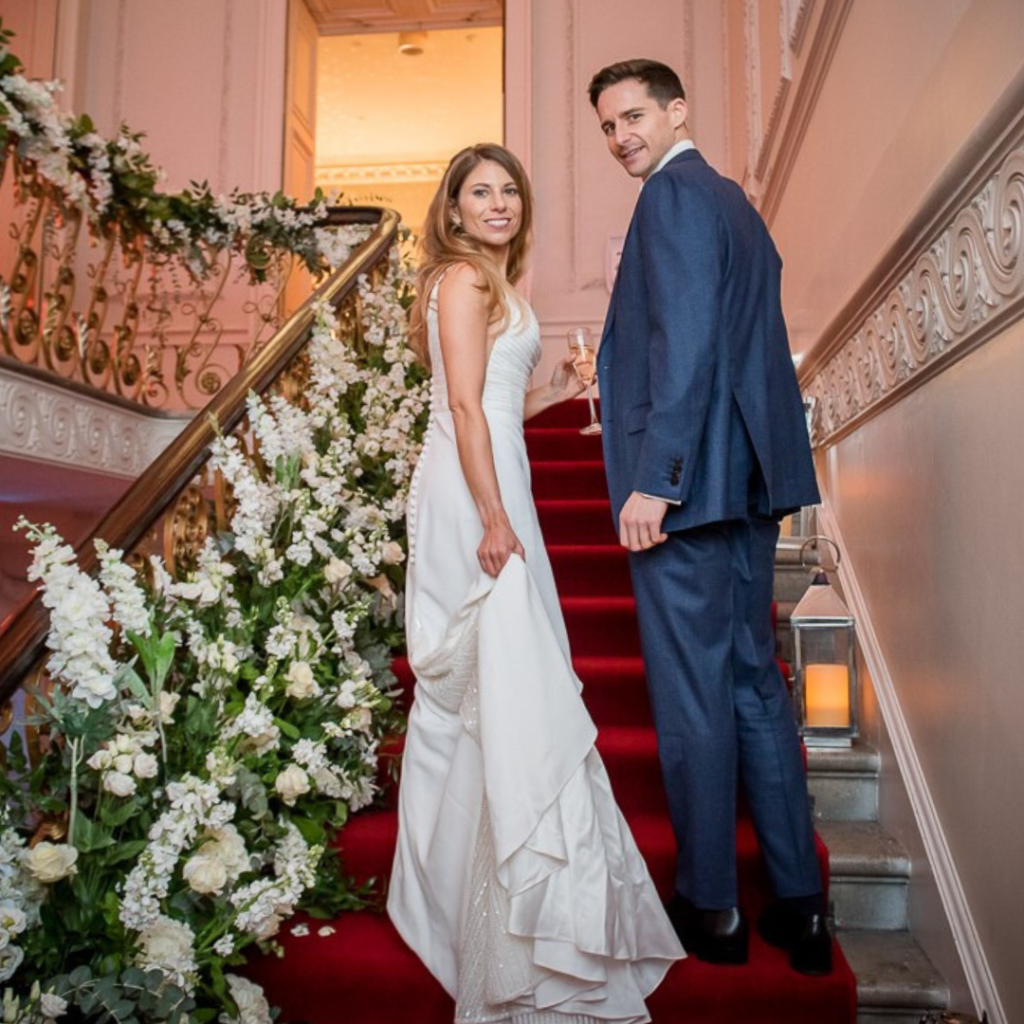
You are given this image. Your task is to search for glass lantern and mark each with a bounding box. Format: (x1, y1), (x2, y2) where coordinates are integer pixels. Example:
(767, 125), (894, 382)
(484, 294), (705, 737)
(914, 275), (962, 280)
(791, 538), (858, 747)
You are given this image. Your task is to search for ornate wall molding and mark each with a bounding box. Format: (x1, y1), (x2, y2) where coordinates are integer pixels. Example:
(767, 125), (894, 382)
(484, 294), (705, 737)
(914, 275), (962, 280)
(566, 0), (579, 293)
(803, 132), (1024, 448)
(743, 0), (763, 195)
(0, 364), (187, 477)
(759, 0), (853, 224)
(316, 161), (448, 186)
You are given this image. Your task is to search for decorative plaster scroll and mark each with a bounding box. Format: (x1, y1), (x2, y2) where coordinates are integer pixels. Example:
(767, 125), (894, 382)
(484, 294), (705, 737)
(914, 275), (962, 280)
(804, 144), (1024, 448)
(317, 161), (448, 186)
(0, 365), (188, 477)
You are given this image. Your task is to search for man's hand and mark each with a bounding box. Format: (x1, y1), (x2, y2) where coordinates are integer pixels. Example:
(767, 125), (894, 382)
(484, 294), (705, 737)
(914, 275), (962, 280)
(618, 492), (669, 552)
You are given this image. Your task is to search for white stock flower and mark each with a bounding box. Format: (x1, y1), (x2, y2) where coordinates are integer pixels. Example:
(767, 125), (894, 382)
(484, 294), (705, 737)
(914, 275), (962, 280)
(25, 843), (78, 884)
(274, 765), (310, 806)
(120, 775), (234, 932)
(96, 540), (151, 636)
(224, 694), (280, 756)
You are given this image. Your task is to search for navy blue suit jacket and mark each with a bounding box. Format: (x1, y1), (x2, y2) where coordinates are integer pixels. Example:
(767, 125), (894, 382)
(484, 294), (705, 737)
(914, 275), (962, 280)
(598, 149), (820, 532)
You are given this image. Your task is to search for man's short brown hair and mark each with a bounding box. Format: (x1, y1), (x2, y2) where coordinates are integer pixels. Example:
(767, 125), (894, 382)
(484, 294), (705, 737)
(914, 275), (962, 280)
(588, 59), (686, 109)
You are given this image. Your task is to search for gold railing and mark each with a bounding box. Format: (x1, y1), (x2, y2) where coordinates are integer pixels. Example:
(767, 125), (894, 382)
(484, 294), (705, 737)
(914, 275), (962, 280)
(0, 205), (401, 703)
(0, 152), (322, 410)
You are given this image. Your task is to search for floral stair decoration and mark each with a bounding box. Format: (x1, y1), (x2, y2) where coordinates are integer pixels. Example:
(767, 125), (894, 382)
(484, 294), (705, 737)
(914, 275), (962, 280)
(0, 22), (432, 1024)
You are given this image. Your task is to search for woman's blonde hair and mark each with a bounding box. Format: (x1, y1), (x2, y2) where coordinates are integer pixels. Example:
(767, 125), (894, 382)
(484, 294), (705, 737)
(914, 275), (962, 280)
(410, 144), (533, 366)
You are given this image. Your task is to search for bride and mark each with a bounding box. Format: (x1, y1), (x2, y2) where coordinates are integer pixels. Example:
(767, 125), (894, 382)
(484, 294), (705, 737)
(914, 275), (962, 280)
(387, 143), (684, 1024)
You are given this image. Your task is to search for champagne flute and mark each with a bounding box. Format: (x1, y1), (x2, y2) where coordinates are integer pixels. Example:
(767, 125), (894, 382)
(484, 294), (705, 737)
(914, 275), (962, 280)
(567, 327), (601, 436)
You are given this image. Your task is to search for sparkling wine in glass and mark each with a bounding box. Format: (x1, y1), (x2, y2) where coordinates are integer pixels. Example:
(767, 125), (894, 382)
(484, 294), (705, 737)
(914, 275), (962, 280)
(567, 327), (601, 436)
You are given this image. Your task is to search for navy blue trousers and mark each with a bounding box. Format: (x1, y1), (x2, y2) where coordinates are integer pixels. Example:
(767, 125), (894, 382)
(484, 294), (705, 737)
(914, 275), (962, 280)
(628, 518), (822, 909)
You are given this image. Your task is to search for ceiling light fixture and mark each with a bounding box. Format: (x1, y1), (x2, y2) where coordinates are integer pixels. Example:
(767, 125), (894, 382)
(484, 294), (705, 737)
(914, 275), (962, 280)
(397, 30), (427, 56)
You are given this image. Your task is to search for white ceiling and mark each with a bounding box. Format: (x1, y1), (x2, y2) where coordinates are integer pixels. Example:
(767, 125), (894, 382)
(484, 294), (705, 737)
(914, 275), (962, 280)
(305, 0), (503, 35)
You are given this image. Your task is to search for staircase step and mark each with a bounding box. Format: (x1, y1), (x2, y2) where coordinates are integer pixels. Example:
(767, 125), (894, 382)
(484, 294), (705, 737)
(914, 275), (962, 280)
(527, 398), (600, 429)
(525, 427), (605, 462)
(596, 726), (669, 816)
(839, 929), (948, 1023)
(530, 460), (608, 501)
(575, 656), (652, 727)
(818, 822), (911, 931)
(548, 543), (631, 597)
(560, 595), (641, 656)
(536, 498), (616, 545)
(251, 892), (857, 1024)
(807, 741), (881, 823)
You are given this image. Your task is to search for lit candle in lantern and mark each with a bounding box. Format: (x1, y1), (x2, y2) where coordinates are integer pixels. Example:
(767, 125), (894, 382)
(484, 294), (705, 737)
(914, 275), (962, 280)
(804, 664), (850, 729)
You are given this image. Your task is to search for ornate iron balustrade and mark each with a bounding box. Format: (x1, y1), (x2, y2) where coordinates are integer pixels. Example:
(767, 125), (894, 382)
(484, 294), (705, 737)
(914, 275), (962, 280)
(0, 205), (403, 705)
(0, 150), (358, 411)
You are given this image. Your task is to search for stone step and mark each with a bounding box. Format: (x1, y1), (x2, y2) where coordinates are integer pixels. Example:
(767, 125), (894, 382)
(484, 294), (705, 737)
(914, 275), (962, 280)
(807, 740), (881, 822)
(819, 821), (911, 931)
(839, 929), (949, 1024)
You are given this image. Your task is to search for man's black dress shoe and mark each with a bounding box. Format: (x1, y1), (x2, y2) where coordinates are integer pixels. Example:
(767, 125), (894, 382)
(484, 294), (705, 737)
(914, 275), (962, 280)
(666, 895), (749, 965)
(758, 902), (834, 976)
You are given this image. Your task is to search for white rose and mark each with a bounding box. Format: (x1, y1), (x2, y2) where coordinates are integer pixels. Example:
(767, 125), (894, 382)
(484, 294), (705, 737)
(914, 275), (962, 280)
(133, 753), (159, 779)
(86, 749), (111, 771)
(159, 691), (181, 724)
(285, 661), (320, 700)
(183, 853), (228, 895)
(103, 771), (137, 798)
(0, 906), (26, 935)
(381, 541), (405, 565)
(289, 613), (318, 634)
(347, 707), (373, 732)
(198, 825), (250, 880)
(0, 945), (24, 983)
(223, 975), (273, 1024)
(39, 993), (68, 1019)
(113, 754), (135, 775)
(25, 842), (78, 883)
(324, 557), (353, 589)
(137, 915), (196, 986)
(274, 765), (310, 806)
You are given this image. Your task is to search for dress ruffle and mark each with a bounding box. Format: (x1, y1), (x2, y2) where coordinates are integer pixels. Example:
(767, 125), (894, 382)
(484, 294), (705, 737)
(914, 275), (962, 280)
(389, 558), (684, 1024)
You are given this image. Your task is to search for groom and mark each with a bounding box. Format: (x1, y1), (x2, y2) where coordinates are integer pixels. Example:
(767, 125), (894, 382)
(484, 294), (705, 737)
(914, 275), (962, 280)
(588, 59), (832, 974)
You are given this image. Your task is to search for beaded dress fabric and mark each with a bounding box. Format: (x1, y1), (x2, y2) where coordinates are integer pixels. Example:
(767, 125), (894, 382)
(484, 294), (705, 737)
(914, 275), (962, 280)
(387, 283), (684, 1024)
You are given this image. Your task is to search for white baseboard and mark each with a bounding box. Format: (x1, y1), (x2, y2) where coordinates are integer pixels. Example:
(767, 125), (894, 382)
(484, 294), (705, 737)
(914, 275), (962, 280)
(815, 499), (1006, 1024)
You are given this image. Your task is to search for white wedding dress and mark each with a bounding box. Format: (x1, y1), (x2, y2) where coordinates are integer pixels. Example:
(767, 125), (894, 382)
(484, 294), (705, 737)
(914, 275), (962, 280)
(387, 282), (684, 1024)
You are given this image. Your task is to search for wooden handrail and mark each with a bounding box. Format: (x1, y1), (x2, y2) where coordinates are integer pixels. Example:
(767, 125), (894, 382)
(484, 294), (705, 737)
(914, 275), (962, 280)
(0, 206), (401, 702)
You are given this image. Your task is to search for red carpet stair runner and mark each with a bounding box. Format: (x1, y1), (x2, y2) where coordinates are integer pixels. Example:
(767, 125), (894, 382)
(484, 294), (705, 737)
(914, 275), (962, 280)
(249, 401), (858, 1023)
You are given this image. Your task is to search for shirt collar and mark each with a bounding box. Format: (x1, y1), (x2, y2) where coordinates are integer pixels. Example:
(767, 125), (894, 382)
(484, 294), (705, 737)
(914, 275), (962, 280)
(641, 139), (696, 189)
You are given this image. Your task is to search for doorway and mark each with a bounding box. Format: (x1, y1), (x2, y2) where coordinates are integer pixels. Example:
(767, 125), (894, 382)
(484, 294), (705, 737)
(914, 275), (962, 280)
(285, 0), (506, 241)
